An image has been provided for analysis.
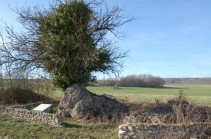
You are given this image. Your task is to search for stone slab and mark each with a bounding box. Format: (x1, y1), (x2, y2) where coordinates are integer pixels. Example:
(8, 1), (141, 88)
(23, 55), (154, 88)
(32, 104), (52, 112)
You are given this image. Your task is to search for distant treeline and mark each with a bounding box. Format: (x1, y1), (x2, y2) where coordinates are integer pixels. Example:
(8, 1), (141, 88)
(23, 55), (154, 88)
(97, 74), (165, 88)
(164, 77), (211, 84)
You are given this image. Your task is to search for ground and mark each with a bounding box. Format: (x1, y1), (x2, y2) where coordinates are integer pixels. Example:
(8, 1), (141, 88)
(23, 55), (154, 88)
(1, 83), (211, 138)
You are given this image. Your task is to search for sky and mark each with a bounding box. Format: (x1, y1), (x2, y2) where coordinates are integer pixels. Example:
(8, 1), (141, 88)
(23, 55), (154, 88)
(0, 0), (211, 78)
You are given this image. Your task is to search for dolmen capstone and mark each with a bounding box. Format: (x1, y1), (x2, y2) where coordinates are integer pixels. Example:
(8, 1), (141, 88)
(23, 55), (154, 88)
(58, 84), (129, 121)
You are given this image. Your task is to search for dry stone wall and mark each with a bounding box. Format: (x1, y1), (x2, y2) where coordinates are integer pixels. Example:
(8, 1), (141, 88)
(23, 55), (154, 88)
(119, 122), (211, 139)
(2, 102), (63, 127)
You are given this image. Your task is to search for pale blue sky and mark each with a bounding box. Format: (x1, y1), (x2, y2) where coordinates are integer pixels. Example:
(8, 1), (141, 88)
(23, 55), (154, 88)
(0, 0), (211, 78)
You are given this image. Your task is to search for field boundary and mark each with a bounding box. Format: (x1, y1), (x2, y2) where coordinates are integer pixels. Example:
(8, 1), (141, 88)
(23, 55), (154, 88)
(1, 102), (63, 127)
(119, 122), (211, 139)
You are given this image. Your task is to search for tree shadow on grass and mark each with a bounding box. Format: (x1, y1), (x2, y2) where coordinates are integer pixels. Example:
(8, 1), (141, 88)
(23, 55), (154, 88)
(131, 86), (187, 89)
(161, 86), (187, 89)
(61, 122), (82, 129)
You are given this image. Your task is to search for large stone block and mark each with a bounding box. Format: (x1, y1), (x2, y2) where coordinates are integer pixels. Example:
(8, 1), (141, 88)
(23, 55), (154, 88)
(59, 84), (129, 121)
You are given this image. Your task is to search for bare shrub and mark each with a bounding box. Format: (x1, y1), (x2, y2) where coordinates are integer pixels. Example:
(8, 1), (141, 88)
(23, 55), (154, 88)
(170, 92), (211, 124)
(29, 78), (55, 97)
(172, 103), (196, 124)
(167, 90), (189, 106)
(0, 76), (3, 92)
(0, 87), (52, 104)
(126, 92), (211, 138)
(1, 64), (55, 97)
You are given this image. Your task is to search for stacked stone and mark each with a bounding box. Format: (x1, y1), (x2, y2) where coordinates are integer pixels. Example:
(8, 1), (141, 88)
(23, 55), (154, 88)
(3, 107), (63, 126)
(119, 122), (211, 139)
(0, 135), (9, 139)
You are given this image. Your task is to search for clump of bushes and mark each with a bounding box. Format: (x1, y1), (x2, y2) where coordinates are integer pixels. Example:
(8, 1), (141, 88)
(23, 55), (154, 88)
(124, 93), (211, 139)
(130, 92), (211, 124)
(97, 74), (165, 88)
(0, 87), (52, 104)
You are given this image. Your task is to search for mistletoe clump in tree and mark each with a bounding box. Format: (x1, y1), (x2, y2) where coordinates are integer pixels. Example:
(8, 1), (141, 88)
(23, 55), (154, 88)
(0, 0), (132, 90)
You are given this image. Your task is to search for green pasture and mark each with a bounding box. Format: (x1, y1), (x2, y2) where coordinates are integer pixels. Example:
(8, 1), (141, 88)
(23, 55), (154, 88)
(54, 83), (211, 105)
(87, 83), (211, 96)
(87, 83), (211, 105)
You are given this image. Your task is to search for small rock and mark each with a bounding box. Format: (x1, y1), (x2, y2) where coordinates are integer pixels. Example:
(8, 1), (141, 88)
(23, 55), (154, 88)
(118, 130), (127, 138)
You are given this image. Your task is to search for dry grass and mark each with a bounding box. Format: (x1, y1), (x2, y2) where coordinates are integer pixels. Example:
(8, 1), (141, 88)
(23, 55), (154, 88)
(0, 87), (53, 104)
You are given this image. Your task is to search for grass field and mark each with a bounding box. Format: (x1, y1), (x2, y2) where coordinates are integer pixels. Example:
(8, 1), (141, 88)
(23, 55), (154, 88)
(53, 83), (211, 106)
(86, 83), (211, 106)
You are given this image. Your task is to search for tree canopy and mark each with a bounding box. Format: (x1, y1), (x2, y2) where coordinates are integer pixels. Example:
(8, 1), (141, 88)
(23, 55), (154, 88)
(0, 0), (132, 90)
